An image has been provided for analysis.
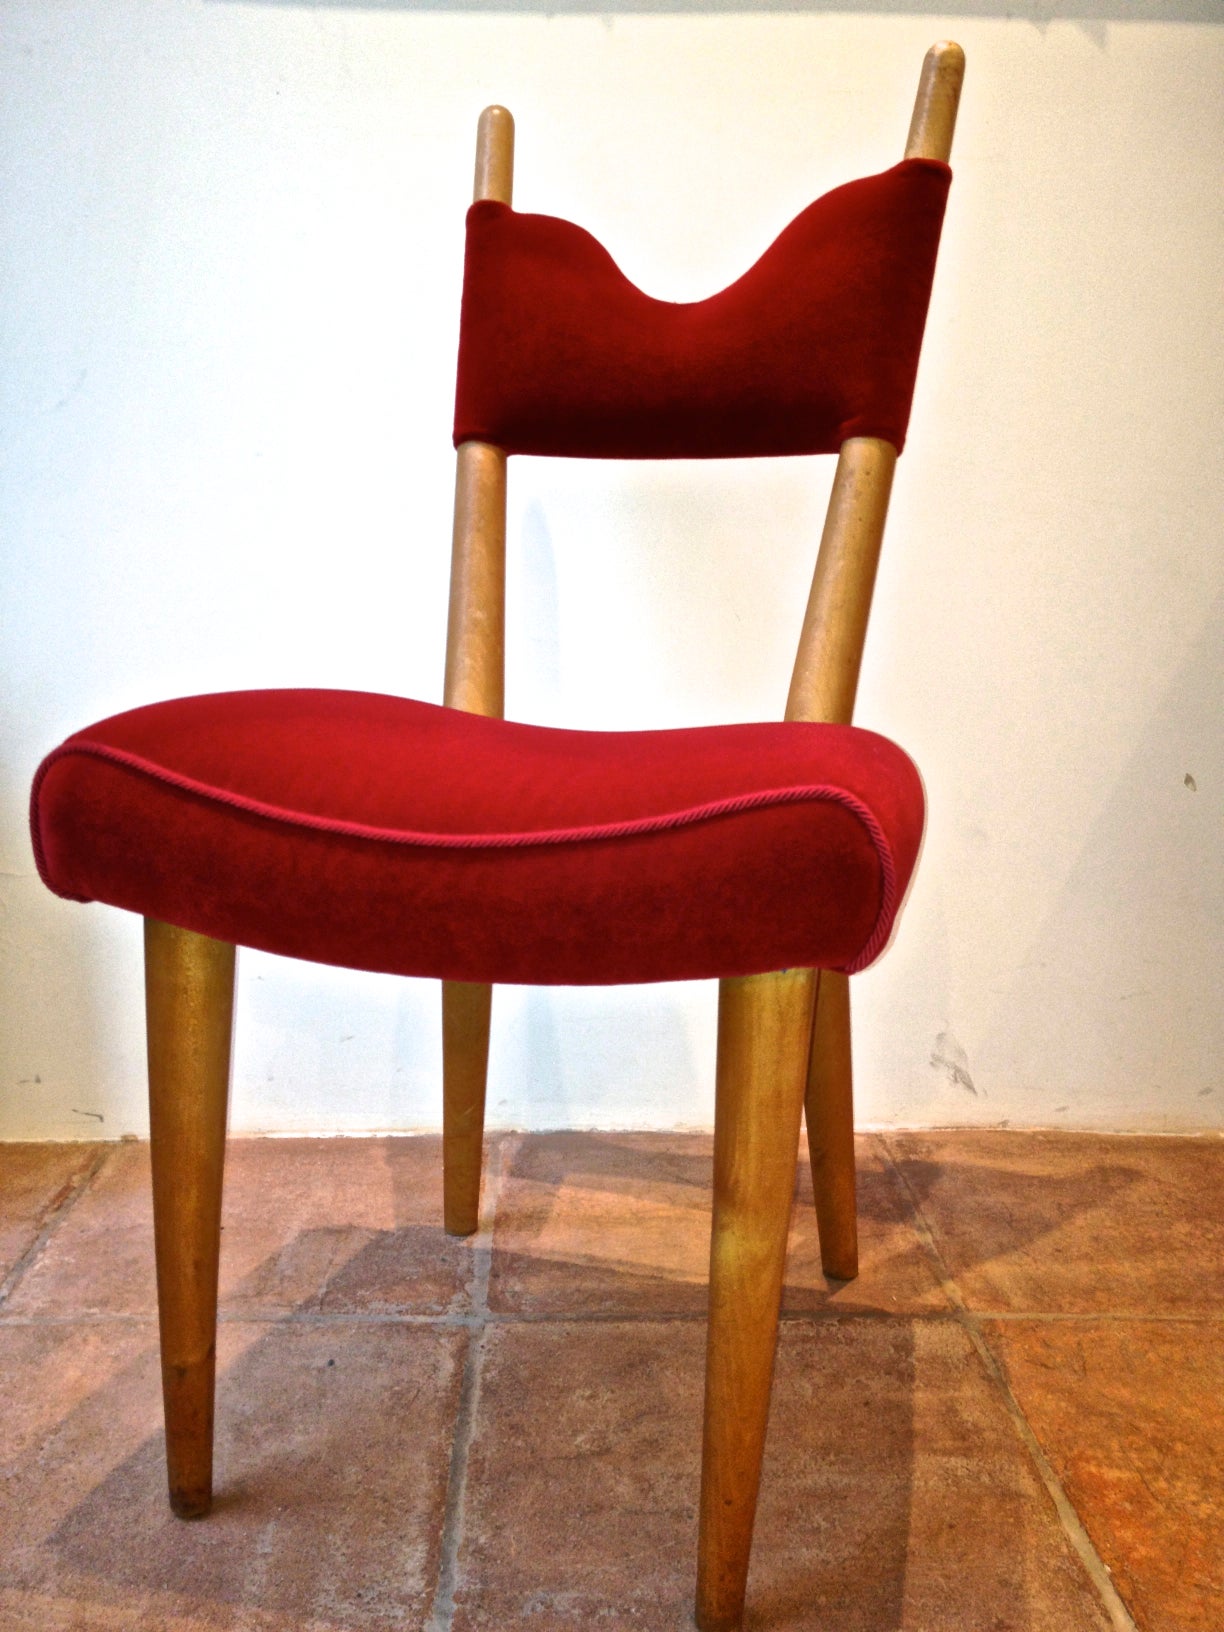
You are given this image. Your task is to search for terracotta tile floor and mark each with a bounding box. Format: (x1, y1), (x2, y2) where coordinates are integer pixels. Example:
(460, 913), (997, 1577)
(0, 1130), (1220, 1631)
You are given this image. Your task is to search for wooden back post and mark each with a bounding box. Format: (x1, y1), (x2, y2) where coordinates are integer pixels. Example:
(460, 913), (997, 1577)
(787, 41), (964, 728)
(441, 105), (515, 1239)
(792, 40), (965, 1286)
(445, 104), (515, 718)
(698, 48), (966, 1630)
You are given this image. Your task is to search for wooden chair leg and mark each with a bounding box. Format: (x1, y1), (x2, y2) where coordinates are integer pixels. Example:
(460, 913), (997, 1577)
(697, 967), (817, 1632)
(442, 979), (492, 1237)
(144, 917), (235, 1520)
(804, 969), (858, 1281)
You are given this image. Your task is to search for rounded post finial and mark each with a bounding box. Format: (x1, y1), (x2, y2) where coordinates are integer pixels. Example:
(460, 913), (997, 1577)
(474, 105), (515, 205)
(905, 41), (965, 163)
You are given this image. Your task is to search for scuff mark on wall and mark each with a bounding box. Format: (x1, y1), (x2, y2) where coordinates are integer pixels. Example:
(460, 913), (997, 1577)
(931, 1030), (979, 1097)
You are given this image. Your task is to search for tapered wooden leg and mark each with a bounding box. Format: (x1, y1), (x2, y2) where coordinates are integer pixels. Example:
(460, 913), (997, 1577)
(697, 967), (817, 1632)
(144, 918), (235, 1520)
(442, 979), (492, 1237)
(804, 969), (858, 1281)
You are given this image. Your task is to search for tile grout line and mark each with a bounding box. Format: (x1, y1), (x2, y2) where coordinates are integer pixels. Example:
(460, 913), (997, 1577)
(945, 1308), (1222, 1323)
(425, 1132), (513, 1632)
(876, 1133), (1140, 1632)
(0, 1143), (114, 1311)
(7, 1303), (1221, 1331)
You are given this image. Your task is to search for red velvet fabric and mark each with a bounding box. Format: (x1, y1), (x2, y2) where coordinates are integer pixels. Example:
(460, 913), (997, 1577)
(31, 691), (924, 985)
(454, 159), (951, 460)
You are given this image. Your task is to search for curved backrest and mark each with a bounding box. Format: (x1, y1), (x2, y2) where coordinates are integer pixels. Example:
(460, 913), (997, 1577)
(444, 44), (965, 732)
(454, 159), (951, 460)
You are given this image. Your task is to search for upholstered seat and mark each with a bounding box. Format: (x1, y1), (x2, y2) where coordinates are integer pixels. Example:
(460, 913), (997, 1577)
(31, 689), (922, 985)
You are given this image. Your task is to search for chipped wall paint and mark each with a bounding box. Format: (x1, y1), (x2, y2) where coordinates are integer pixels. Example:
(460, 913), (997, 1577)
(2, 6), (1221, 1136)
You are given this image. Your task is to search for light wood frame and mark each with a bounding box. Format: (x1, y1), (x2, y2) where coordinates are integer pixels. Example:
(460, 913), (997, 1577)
(139, 42), (963, 1630)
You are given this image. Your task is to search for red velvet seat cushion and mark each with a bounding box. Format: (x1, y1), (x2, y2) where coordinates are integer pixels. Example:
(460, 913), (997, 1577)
(454, 159), (951, 460)
(30, 691), (924, 985)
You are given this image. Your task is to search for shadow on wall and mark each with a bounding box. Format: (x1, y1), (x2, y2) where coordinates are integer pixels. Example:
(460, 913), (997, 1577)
(210, 0), (1224, 20)
(978, 590), (1224, 1125)
(0, 885), (143, 1142)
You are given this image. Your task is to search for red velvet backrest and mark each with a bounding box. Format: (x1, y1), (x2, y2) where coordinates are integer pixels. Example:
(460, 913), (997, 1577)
(454, 158), (951, 461)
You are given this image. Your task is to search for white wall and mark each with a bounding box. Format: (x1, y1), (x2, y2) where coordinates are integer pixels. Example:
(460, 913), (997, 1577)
(2, 3), (1220, 1139)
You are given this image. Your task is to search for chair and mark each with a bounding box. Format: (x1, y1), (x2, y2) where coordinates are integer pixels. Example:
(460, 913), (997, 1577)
(30, 42), (964, 1631)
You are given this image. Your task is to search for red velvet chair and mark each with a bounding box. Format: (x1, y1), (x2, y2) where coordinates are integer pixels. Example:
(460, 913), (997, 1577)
(30, 43), (964, 1631)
